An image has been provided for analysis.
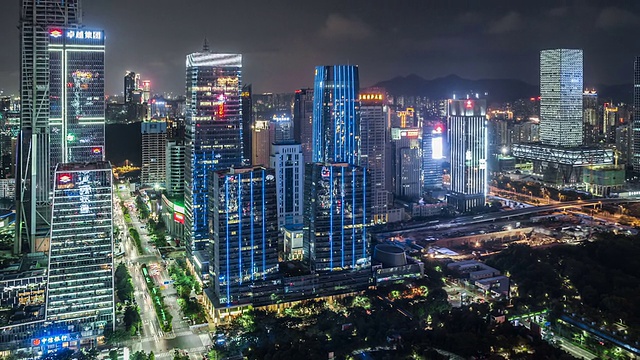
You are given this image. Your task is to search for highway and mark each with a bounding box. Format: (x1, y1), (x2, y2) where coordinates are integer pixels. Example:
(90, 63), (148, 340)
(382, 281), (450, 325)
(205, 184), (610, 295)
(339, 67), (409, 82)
(375, 197), (640, 237)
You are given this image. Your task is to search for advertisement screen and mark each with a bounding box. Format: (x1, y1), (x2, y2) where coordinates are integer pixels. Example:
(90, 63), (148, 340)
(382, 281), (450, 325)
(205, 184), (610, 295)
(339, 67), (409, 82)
(432, 136), (443, 159)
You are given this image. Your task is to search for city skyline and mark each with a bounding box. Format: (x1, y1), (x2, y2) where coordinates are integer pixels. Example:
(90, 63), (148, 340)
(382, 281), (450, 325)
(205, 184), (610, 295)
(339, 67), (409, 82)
(1, 1), (640, 95)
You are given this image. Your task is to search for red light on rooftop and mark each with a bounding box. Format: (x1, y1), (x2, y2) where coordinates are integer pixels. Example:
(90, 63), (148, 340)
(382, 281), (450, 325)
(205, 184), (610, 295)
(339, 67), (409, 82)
(465, 100), (473, 109)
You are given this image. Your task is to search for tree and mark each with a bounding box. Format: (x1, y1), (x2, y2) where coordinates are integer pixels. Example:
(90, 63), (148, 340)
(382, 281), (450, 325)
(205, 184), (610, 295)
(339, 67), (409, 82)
(109, 350), (118, 360)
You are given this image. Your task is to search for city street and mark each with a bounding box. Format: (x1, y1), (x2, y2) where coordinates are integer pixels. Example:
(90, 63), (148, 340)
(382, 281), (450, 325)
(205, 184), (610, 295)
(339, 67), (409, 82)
(115, 182), (211, 358)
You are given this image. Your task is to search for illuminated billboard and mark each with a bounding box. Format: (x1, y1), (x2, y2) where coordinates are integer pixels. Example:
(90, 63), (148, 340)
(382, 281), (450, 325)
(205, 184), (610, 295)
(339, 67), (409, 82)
(432, 136), (443, 160)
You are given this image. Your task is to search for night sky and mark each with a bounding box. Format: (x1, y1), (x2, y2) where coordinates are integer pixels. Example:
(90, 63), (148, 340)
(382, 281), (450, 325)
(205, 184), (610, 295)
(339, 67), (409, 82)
(0, 0), (639, 95)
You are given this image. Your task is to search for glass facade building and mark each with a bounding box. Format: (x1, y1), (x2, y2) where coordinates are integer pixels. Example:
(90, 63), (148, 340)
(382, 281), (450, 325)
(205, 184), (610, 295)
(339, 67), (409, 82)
(539, 49), (583, 147)
(270, 142), (304, 228)
(184, 52), (243, 253)
(633, 57), (640, 171)
(391, 127), (423, 200)
(422, 122), (444, 190)
(46, 161), (114, 348)
(141, 121), (167, 187)
(210, 167), (279, 306)
(312, 66), (360, 164)
(447, 99), (488, 213)
(303, 163), (371, 272)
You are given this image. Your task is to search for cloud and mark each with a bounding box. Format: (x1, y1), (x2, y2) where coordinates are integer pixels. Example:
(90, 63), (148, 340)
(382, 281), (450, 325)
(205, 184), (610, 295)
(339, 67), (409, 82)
(318, 14), (373, 41)
(487, 11), (523, 34)
(596, 7), (640, 29)
(548, 7), (568, 17)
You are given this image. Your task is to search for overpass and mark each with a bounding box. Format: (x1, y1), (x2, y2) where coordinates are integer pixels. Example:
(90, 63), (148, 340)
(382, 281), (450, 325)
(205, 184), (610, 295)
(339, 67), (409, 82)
(375, 197), (640, 237)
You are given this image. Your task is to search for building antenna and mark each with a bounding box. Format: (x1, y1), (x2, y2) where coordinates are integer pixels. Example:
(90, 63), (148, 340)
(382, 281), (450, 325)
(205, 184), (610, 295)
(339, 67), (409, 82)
(203, 36), (210, 52)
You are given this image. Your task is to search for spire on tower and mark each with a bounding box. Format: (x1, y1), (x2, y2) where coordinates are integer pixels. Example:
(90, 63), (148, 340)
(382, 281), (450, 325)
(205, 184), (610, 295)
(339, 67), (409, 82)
(203, 37), (210, 52)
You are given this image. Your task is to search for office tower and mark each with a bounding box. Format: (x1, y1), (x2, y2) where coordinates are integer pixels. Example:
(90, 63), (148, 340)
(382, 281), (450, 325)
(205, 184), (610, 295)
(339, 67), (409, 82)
(270, 142), (304, 227)
(583, 89), (598, 144)
(141, 121), (167, 187)
(272, 114), (293, 142)
(210, 167), (279, 306)
(46, 162), (114, 346)
(423, 122), (444, 190)
(634, 56), (640, 170)
(603, 103), (618, 143)
(359, 91), (387, 223)
(124, 71), (137, 104)
(391, 128), (423, 199)
(184, 50), (243, 253)
(17, 0), (85, 253)
(293, 88), (314, 163)
(142, 80), (151, 103)
(252, 120), (271, 166)
(166, 140), (185, 197)
(124, 71), (143, 121)
(539, 49), (583, 147)
(448, 99), (488, 212)
(241, 84), (252, 165)
(312, 65), (360, 164)
(303, 163), (370, 272)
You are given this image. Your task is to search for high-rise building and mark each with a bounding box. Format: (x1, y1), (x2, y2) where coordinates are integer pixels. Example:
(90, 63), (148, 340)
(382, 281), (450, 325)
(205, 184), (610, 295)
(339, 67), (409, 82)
(184, 50), (243, 253)
(447, 99), (487, 213)
(210, 167), (279, 306)
(166, 140), (185, 197)
(312, 65), (360, 164)
(252, 119), (271, 166)
(359, 91), (387, 222)
(303, 163), (371, 272)
(241, 84), (252, 165)
(423, 122), (444, 190)
(272, 114), (293, 142)
(46, 161), (114, 347)
(539, 49), (583, 147)
(391, 127), (423, 200)
(633, 57), (640, 170)
(603, 103), (619, 143)
(293, 88), (314, 163)
(270, 142), (304, 227)
(141, 121), (167, 187)
(124, 71), (137, 104)
(17, 0), (101, 253)
(583, 89), (599, 144)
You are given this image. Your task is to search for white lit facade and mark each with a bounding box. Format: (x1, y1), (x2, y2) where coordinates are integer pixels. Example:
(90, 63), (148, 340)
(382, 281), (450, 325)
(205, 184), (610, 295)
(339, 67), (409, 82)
(166, 140), (185, 197)
(447, 99), (487, 213)
(539, 49), (583, 147)
(141, 121), (167, 187)
(270, 142), (304, 228)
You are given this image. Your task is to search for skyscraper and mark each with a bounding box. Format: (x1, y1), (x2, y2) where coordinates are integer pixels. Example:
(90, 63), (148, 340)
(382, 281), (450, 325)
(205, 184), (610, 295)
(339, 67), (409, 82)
(633, 56), (640, 171)
(312, 66), (360, 164)
(303, 163), (370, 272)
(539, 49), (584, 147)
(447, 99), (488, 213)
(293, 88), (314, 164)
(359, 91), (387, 222)
(241, 84), (252, 165)
(270, 142), (304, 227)
(422, 122), (444, 190)
(252, 119), (271, 167)
(391, 127), (422, 200)
(141, 121), (167, 187)
(17, 0), (99, 253)
(184, 50), (243, 253)
(210, 167), (279, 306)
(166, 140), (185, 197)
(46, 161), (114, 347)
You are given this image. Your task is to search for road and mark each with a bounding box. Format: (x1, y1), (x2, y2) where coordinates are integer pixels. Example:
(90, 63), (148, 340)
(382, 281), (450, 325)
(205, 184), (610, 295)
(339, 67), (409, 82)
(115, 183), (211, 359)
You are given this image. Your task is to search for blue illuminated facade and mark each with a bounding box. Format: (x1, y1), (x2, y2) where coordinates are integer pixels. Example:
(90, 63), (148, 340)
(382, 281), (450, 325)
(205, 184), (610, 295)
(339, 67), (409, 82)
(184, 52), (244, 253)
(303, 163), (371, 272)
(210, 167), (279, 306)
(312, 65), (360, 164)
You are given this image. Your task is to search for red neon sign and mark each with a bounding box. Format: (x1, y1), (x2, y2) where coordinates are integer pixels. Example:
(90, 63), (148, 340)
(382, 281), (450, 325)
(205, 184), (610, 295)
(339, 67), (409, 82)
(49, 29), (62, 38)
(465, 100), (473, 109)
(58, 174), (72, 184)
(174, 212), (185, 224)
(92, 147), (102, 154)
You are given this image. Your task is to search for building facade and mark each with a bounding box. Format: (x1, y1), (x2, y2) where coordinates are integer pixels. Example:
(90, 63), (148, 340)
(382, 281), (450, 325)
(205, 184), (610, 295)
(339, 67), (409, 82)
(46, 162), (114, 349)
(303, 163), (371, 272)
(17, 0), (83, 253)
(539, 49), (583, 147)
(391, 127), (422, 200)
(634, 56), (640, 171)
(141, 121), (167, 187)
(210, 167), (279, 306)
(166, 140), (185, 197)
(312, 66), (360, 164)
(422, 122), (444, 190)
(270, 142), (304, 227)
(184, 51), (243, 253)
(447, 99), (487, 213)
(293, 88), (314, 164)
(252, 119), (271, 167)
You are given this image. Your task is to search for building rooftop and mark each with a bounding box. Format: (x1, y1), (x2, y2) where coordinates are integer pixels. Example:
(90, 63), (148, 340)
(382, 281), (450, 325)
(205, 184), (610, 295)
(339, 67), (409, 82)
(56, 161), (112, 172)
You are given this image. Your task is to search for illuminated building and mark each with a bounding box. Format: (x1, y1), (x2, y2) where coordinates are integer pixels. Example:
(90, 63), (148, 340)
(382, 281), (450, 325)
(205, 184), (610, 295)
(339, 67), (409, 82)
(303, 163), (371, 273)
(124, 71), (143, 121)
(312, 65), (360, 164)
(270, 142), (304, 227)
(603, 103), (618, 143)
(46, 162), (114, 349)
(293, 88), (314, 163)
(583, 89), (598, 144)
(539, 49), (583, 147)
(422, 122), (444, 190)
(166, 140), (185, 197)
(252, 119), (271, 166)
(241, 84), (252, 165)
(272, 114), (293, 142)
(359, 91), (388, 222)
(634, 57), (640, 170)
(142, 80), (151, 104)
(210, 167), (279, 306)
(141, 121), (167, 187)
(391, 127), (422, 200)
(184, 49), (243, 253)
(447, 99), (487, 213)
(17, 0), (102, 253)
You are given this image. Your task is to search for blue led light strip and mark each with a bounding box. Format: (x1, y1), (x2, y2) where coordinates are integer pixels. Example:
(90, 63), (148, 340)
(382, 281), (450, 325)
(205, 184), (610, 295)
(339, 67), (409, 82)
(238, 173), (242, 284)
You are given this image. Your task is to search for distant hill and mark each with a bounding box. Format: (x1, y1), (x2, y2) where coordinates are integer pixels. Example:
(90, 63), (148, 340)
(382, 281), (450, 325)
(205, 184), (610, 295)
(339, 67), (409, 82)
(373, 74), (633, 104)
